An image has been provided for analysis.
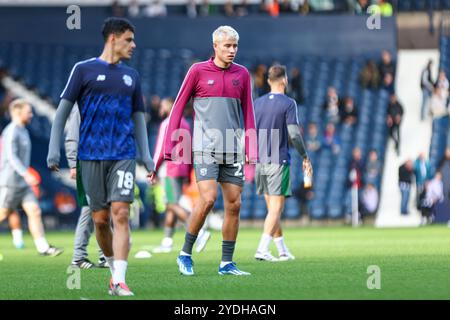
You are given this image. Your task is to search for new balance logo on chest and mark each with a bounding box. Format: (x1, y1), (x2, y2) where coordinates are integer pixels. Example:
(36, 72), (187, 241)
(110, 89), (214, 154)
(96, 75), (106, 81)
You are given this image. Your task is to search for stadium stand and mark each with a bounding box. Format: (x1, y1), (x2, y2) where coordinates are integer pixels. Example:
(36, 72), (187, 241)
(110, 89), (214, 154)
(0, 11), (397, 225)
(0, 43), (394, 222)
(419, 16), (450, 222)
(394, 0), (450, 12)
(430, 19), (450, 175)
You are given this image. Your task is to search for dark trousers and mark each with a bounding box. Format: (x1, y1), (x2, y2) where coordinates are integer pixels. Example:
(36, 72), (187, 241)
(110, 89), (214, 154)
(389, 124), (400, 152)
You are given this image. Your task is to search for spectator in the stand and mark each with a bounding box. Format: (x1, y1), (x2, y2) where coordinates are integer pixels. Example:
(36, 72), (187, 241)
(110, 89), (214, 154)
(364, 149), (381, 185)
(421, 172), (444, 224)
(322, 86), (341, 124)
(186, 0), (198, 18)
(266, 0), (280, 17)
(426, 172), (444, 206)
(414, 152), (432, 209)
(345, 147), (363, 218)
(296, 0), (310, 15)
(399, 159), (414, 215)
(305, 122), (321, 163)
(386, 94), (403, 155)
(148, 95), (162, 128)
(420, 60), (434, 121)
(128, 0), (141, 17)
(339, 96), (358, 126)
(111, 0), (126, 17)
(359, 183), (379, 217)
(382, 72), (395, 95)
(438, 147), (450, 200)
(236, 0), (249, 17)
(288, 68), (304, 105)
(259, 0), (267, 14)
(143, 0), (168, 17)
(429, 87), (448, 120)
(435, 70), (449, 100)
(354, 0), (370, 14)
(349, 147), (364, 187)
(371, 0), (393, 17)
(418, 180), (430, 224)
(280, 0), (293, 13)
(322, 123), (340, 155)
(224, 0), (235, 16)
(253, 64), (270, 97)
(359, 60), (380, 89)
(0, 69), (6, 118)
(379, 50), (395, 80)
(200, 0), (211, 16)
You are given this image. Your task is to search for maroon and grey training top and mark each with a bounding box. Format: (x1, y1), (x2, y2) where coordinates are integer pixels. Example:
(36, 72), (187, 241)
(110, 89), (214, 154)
(161, 57), (258, 168)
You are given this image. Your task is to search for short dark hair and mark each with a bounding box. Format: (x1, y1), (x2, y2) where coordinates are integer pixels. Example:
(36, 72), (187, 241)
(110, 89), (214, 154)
(268, 64), (287, 82)
(101, 17), (135, 41)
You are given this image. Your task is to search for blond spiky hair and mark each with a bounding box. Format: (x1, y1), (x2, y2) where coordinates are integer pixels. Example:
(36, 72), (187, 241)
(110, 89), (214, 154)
(212, 26), (239, 44)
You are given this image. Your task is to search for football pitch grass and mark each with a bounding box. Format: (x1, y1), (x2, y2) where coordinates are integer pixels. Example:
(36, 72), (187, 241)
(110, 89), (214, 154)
(0, 225), (450, 300)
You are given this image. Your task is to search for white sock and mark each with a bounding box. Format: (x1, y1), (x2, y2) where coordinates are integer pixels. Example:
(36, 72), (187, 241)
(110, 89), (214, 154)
(34, 237), (50, 253)
(274, 236), (289, 255)
(257, 233), (272, 253)
(105, 256), (115, 277)
(180, 250), (191, 256)
(220, 261), (232, 268)
(12, 229), (23, 245)
(112, 260), (128, 284)
(161, 237), (173, 247)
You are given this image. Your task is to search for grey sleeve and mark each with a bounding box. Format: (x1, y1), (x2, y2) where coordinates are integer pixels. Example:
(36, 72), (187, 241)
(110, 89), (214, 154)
(132, 111), (155, 172)
(287, 124), (308, 159)
(64, 107), (80, 169)
(6, 128), (28, 176)
(47, 99), (75, 168)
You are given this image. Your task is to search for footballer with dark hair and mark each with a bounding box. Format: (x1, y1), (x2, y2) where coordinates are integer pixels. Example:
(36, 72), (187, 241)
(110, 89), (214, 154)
(47, 17), (156, 296)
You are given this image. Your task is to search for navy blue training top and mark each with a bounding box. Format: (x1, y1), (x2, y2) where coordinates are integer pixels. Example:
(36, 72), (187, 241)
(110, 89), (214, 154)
(60, 57), (144, 160)
(254, 93), (299, 165)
